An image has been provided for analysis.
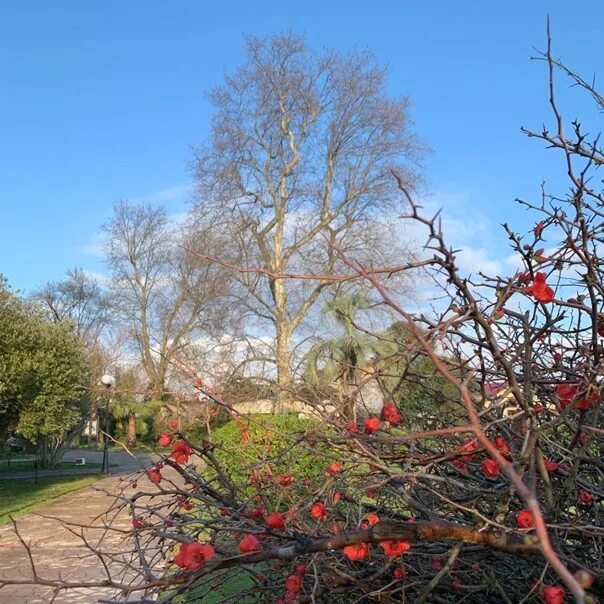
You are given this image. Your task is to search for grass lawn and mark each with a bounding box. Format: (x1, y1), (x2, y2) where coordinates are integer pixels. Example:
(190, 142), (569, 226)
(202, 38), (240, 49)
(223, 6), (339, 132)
(0, 475), (100, 524)
(175, 567), (261, 603)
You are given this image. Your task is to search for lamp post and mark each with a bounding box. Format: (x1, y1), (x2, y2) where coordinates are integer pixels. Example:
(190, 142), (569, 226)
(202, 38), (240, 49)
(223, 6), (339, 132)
(100, 373), (116, 474)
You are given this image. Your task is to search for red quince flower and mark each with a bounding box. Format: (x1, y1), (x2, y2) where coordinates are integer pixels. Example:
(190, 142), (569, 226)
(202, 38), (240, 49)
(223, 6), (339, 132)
(170, 440), (192, 464)
(379, 540), (411, 557)
(544, 459), (561, 472)
(366, 512), (380, 525)
(493, 307), (505, 320)
(494, 436), (510, 457)
(516, 509), (535, 529)
(147, 467), (162, 484)
(451, 459), (469, 473)
(382, 402), (403, 426)
(295, 564), (306, 576)
(158, 432), (172, 447)
(174, 541), (214, 570)
(247, 505), (264, 518)
(327, 461), (342, 475)
(182, 541), (215, 570)
(579, 490), (593, 505)
(342, 542), (369, 561)
(266, 511), (286, 529)
(393, 566), (405, 579)
(310, 501), (327, 520)
(332, 491), (342, 503)
(541, 585), (565, 604)
(275, 474), (293, 486)
(131, 518), (144, 529)
(364, 416), (381, 433)
(556, 383), (599, 411)
(534, 221), (545, 237)
(458, 438), (480, 461)
(524, 272), (554, 303)
(481, 458), (500, 478)
(169, 419), (178, 430)
(284, 574), (302, 593)
(239, 534), (262, 553)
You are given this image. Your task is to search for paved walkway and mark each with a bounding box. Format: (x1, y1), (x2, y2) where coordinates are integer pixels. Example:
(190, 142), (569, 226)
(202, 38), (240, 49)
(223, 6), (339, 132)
(0, 450), (155, 603)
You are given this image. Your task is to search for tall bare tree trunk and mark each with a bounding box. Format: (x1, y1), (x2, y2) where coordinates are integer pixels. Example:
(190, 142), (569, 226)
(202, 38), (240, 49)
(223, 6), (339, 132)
(275, 320), (292, 413)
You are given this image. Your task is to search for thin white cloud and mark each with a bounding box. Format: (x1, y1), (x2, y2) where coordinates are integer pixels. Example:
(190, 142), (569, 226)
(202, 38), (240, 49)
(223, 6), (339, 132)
(80, 231), (105, 259)
(81, 269), (109, 284)
(133, 183), (193, 206)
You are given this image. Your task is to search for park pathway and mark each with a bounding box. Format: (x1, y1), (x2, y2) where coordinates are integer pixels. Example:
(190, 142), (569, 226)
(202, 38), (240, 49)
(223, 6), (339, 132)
(0, 450), (154, 603)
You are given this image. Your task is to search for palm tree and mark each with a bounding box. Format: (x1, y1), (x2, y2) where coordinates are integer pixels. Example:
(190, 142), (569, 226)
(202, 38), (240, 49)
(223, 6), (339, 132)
(304, 293), (396, 420)
(305, 298), (458, 424)
(110, 368), (161, 446)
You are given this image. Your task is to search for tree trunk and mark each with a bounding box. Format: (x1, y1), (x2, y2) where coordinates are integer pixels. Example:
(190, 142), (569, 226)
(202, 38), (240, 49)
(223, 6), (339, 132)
(275, 324), (292, 412)
(342, 364), (358, 422)
(272, 241), (293, 412)
(127, 412), (137, 446)
(151, 375), (165, 401)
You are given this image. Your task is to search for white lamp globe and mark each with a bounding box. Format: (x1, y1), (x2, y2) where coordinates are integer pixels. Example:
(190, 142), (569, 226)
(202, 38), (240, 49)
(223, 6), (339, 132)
(101, 374), (116, 388)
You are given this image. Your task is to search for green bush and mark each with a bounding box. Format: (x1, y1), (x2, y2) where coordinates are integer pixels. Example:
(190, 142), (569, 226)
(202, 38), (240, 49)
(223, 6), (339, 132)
(208, 414), (331, 496)
(183, 405), (232, 443)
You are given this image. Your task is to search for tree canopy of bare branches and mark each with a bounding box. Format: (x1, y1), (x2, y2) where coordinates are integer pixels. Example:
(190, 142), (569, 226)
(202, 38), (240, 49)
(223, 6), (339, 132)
(103, 201), (230, 398)
(192, 32), (425, 407)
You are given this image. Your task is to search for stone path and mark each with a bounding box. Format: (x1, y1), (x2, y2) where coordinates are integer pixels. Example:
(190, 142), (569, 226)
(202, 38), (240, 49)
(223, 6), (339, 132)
(0, 450), (154, 604)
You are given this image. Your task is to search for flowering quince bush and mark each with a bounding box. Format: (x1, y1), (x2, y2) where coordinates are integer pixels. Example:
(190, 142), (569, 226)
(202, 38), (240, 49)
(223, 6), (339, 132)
(4, 40), (604, 604)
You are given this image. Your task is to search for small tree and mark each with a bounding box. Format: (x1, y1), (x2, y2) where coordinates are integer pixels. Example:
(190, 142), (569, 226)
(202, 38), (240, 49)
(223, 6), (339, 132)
(0, 278), (40, 438)
(13, 317), (89, 467)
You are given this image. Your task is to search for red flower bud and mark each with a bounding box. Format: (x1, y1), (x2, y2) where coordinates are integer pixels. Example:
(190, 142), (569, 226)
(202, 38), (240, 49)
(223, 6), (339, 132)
(516, 509), (535, 529)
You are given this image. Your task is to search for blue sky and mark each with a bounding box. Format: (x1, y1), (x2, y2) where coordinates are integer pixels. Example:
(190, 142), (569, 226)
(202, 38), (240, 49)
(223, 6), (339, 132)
(1, 1), (603, 292)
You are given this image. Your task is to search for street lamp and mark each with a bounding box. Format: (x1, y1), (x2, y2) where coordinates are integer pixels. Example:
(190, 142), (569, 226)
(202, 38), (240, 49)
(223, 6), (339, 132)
(100, 373), (116, 474)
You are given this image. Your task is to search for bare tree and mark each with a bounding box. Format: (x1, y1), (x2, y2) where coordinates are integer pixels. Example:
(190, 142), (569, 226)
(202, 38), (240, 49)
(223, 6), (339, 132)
(193, 32), (424, 408)
(33, 268), (118, 444)
(34, 267), (111, 349)
(103, 201), (229, 399)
